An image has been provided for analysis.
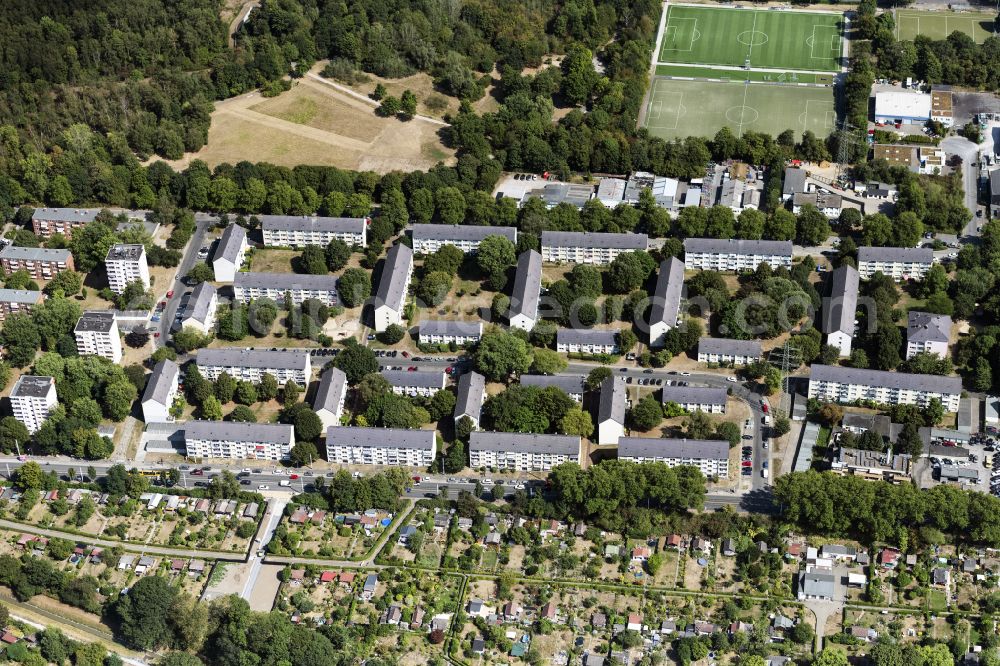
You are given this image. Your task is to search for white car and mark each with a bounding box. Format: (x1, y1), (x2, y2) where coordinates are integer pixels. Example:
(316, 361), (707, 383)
(258, 484), (270, 490)
(680, 372), (691, 376)
(726, 377), (737, 383)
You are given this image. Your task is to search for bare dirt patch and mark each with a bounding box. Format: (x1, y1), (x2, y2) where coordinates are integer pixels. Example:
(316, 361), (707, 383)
(251, 81), (383, 142)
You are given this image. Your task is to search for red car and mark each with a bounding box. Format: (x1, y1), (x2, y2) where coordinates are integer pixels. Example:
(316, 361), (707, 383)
(741, 461), (753, 467)
(166, 290), (174, 298)
(761, 403), (769, 414)
(408, 366), (417, 371)
(289, 474), (299, 480)
(190, 469), (204, 476)
(402, 351), (410, 358)
(153, 332), (160, 338)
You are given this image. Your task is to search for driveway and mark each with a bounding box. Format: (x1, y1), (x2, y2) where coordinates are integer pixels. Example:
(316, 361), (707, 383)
(940, 135), (981, 235)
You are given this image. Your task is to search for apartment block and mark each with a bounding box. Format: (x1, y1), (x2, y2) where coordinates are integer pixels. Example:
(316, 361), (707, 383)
(104, 244), (149, 294)
(313, 367), (348, 432)
(906, 311), (951, 359)
(0, 246), (74, 280)
(518, 374), (586, 402)
(808, 364), (961, 412)
(184, 421), (294, 461)
(325, 427), (437, 467)
(213, 224), (249, 282)
(597, 376), (627, 445)
(0, 289), (43, 323)
(373, 244), (413, 332)
(178, 283), (218, 334)
(74, 311), (122, 363)
(454, 371), (486, 430)
(196, 348), (311, 386)
(10, 375), (58, 434)
(792, 192), (842, 218)
(683, 238), (793, 272)
(660, 386), (727, 414)
(31, 207), (145, 239)
(556, 329), (618, 355)
(823, 265), (859, 357)
(141, 359), (180, 423)
(617, 437), (730, 478)
(411, 224), (517, 254)
(260, 215), (366, 248)
(381, 370), (446, 398)
(696, 337), (762, 365)
(857, 246), (933, 281)
(233, 272), (340, 306)
(469, 432), (582, 471)
(648, 257), (685, 348)
(540, 231), (648, 265)
(418, 320), (483, 346)
(508, 249), (542, 331)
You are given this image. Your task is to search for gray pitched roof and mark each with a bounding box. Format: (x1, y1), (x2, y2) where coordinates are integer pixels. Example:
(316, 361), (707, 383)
(31, 207), (104, 223)
(196, 348), (310, 370)
(418, 320), (483, 338)
(455, 371), (486, 422)
(313, 367), (347, 415)
(519, 374), (586, 395)
(907, 311), (951, 344)
(683, 238), (793, 256)
(75, 311), (116, 333)
(649, 257), (685, 330)
(810, 364), (962, 394)
(260, 215), (366, 234)
(235, 271), (339, 292)
(822, 265), (859, 336)
(799, 571), (835, 597)
(992, 169), (1000, 196)
(326, 426), (435, 450)
(857, 246), (934, 264)
(698, 337), (762, 357)
(557, 328), (618, 346)
(411, 224), (516, 244)
(381, 369), (446, 389)
(0, 288), (43, 304)
(182, 282), (217, 326)
(660, 385), (727, 406)
(142, 359), (179, 407)
(618, 437), (729, 460)
(598, 376), (626, 426)
(0, 246), (73, 263)
(374, 243), (413, 312)
(184, 420), (293, 445)
(782, 167), (807, 196)
(508, 250), (542, 322)
(216, 224), (247, 265)
(541, 230), (648, 250)
(11, 375), (55, 399)
(469, 431), (580, 456)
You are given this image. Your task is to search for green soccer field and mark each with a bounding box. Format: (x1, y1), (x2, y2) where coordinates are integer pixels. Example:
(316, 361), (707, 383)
(894, 9), (996, 43)
(643, 77), (837, 140)
(658, 5), (844, 72)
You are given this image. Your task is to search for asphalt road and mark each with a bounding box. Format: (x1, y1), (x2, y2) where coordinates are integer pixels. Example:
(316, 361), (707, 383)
(153, 215), (215, 349)
(940, 135), (982, 236)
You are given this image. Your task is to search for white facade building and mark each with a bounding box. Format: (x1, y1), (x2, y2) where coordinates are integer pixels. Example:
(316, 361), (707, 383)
(454, 371), (486, 429)
(179, 283), (218, 334)
(597, 376), (627, 445)
(697, 337), (762, 365)
(260, 215), (366, 248)
(519, 374), (586, 402)
(823, 265), (859, 357)
(618, 437), (730, 477)
(373, 243), (413, 332)
(213, 224), (249, 282)
(540, 231), (648, 265)
(418, 320), (483, 346)
(469, 432), (582, 471)
(556, 329), (618, 355)
(105, 244), (150, 294)
(184, 421), (294, 461)
(906, 311), (951, 359)
(874, 90), (932, 124)
(313, 367), (348, 432)
(10, 375), (58, 434)
(234, 272), (340, 306)
(410, 224), (517, 254)
(648, 257), (685, 347)
(141, 359), (180, 423)
(325, 427), (437, 467)
(196, 348), (311, 385)
(508, 249), (542, 331)
(660, 386), (727, 414)
(857, 246), (933, 281)
(808, 364), (961, 412)
(683, 238), (793, 272)
(381, 370), (446, 397)
(74, 311), (122, 363)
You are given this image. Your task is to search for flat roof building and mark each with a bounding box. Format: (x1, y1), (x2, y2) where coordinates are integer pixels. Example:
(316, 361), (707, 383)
(10, 375), (58, 434)
(105, 244), (149, 294)
(874, 90), (932, 123)
(74, 311), (122, 363)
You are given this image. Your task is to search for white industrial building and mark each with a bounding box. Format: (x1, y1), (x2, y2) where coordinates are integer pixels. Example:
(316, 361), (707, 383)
(469, 431), (582, 471)
(874, 90), (932, 124)
(74, 311), (122, 363)
(508, 249), (542, 331)
(373, 243), (413, 332)
(260, 215), (366, 248)
(410, 224), (517, 254)
(823, 265), (859, 357)
(184, 421), (294, 461)
(196, 348), (311, 385)
(617, 437), (730, 478)
(808, 364), (961, 412)
(10, 375), (58, 434)
(105, 244), (150, 294)
(648, 257), (685, 348)
(683, 238), (793, 272)
(541, 231), (648, 265)
(325, 427), (437, 467)
(233, 272), (340, 306)
(141, 359), (180, 423)
(857, 246), (933, 281)
(213, 224), (249, 282)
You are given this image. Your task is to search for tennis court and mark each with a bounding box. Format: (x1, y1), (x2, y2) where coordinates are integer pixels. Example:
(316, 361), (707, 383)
(644, 77), (837, 140)
(658, 5), (844, 72)
(895, 9), (996, 43)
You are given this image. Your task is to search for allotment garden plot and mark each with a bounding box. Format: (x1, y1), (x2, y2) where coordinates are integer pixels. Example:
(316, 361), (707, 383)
(895, 9), (996, 43)
(644, 77), (837, 140)
(658, 5), (843, 72)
